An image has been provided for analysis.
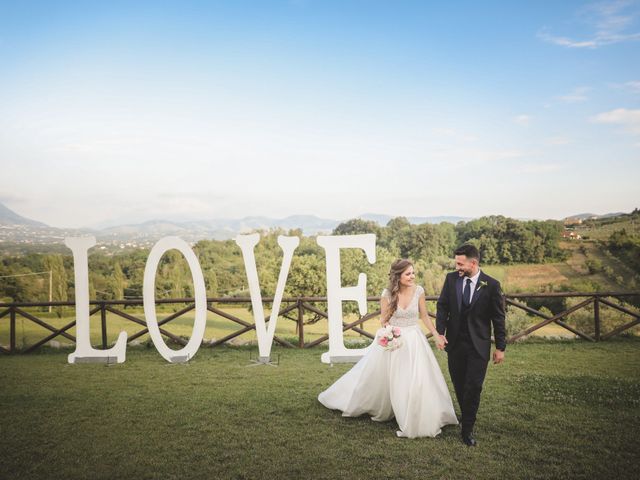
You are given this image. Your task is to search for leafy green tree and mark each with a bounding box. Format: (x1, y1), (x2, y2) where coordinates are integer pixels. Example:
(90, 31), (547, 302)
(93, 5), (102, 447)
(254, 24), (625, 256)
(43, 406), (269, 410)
(43, 254), (68, 317)
(203, 268), (219, 297)
(333, 218), (382, 236)
(108, 261), (125, 300)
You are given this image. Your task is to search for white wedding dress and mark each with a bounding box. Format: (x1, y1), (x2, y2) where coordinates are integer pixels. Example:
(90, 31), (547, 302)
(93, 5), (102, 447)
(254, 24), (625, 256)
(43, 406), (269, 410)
(318, 285), (458, 438)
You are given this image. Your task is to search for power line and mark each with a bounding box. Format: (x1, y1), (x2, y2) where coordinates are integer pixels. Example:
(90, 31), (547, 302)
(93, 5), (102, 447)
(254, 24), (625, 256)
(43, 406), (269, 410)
(0, 270), (53, 312)
(0, 271), (51, 279)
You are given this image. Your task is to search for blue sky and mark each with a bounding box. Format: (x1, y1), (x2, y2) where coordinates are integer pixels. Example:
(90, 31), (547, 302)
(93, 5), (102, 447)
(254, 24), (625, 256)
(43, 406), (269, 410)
(1, 0), (639, 228)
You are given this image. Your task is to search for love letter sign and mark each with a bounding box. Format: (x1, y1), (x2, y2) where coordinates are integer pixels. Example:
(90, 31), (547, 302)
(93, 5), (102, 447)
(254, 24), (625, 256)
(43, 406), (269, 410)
(65, 234), (376, 365)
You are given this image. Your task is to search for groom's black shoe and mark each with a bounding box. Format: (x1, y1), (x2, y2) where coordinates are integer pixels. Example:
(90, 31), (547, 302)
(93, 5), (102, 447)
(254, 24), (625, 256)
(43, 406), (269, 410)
(461, 432), (477, 447)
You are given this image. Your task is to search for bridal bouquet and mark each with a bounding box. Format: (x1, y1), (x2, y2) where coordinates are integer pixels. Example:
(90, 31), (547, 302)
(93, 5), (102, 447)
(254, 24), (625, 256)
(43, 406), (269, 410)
(377, 325), (403, 351)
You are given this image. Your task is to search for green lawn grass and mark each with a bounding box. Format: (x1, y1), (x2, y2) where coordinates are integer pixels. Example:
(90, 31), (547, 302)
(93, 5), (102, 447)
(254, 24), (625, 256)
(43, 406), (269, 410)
(1, 339), (639, 480)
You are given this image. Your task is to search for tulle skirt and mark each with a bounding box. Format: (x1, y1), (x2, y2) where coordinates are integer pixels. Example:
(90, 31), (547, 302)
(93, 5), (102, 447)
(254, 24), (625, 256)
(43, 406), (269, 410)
(318, 325), (458, 438)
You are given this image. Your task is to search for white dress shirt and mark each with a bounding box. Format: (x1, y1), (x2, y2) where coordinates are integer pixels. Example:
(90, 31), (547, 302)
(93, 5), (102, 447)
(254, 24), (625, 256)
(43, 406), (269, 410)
(465, 269), (481, 303)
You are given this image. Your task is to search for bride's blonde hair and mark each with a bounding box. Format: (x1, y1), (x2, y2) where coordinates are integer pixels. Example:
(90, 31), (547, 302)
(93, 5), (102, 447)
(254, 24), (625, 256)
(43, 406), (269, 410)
(383, 259), (413, 322)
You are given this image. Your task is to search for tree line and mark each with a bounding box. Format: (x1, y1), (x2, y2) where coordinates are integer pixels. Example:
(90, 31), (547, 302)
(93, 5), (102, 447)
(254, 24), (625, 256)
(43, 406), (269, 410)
(0, 216), (567, 309)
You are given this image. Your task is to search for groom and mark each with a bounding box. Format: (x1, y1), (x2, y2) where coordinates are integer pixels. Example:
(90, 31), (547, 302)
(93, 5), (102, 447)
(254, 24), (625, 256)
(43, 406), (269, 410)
(436, 244), (506, 447)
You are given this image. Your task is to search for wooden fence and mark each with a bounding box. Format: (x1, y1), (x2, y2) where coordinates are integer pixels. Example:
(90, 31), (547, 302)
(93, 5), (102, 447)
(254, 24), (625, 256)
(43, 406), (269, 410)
(0, 291), (638, 354)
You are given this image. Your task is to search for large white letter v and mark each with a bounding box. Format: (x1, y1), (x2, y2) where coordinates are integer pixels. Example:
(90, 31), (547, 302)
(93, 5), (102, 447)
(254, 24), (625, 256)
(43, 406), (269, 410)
(235, 233), (299, 362)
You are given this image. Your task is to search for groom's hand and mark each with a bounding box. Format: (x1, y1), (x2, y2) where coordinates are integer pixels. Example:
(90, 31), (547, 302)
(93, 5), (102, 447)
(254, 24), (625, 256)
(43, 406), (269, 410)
(493, 349), (505, 364)
(436, 335), (447, 350)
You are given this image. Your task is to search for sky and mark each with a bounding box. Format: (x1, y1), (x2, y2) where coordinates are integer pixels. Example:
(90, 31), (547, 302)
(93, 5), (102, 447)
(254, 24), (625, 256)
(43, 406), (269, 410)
(1, 0), (639, 228)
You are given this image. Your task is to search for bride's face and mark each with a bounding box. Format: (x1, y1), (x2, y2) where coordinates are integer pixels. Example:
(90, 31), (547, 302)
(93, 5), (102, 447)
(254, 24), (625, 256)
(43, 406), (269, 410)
(399, 266), (415, 287)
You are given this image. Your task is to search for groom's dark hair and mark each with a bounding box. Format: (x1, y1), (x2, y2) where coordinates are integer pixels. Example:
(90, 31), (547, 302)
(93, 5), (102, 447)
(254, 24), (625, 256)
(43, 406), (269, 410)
(454, 244), (480, 261)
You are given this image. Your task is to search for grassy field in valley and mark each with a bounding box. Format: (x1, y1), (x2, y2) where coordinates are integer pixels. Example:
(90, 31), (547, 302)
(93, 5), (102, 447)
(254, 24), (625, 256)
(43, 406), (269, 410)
(482, 241), (637, 293)
(572, 217), (640, 241)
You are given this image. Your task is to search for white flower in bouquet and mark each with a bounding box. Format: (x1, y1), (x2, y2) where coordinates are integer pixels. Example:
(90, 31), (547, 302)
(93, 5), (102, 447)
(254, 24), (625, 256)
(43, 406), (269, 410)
(376, 325), (403, 351)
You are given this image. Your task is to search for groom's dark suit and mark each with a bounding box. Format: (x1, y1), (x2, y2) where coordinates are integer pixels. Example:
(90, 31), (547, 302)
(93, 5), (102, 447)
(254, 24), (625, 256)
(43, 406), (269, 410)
(436, 270), (506, 435)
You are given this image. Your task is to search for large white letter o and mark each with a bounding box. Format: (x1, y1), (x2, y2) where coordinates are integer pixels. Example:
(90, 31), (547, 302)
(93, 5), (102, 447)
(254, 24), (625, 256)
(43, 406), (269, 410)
(143, 236), (207, 363)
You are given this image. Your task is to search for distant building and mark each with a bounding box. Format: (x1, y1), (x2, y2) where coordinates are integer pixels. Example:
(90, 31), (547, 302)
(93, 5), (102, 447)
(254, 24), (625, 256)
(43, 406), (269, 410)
(564, 217), (583, 226)
(562, 230), (582, 240)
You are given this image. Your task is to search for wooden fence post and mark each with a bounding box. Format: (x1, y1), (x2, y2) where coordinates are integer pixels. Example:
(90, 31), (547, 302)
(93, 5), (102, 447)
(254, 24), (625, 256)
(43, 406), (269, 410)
(101, 303), (108, 348)
(298, 300), (304, 348)
(594, 296), (601, 342)
(10, 306), (16, 353)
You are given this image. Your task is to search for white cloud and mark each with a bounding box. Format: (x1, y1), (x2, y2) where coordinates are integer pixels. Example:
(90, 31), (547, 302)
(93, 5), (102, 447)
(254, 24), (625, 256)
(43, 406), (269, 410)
(514, 114), (532, 126)
(609, 80), (640, 93)
(538, 0), (640, 48)
(520, 163), (563, 174)
(537, 32), (598, 48)
(591, 108), (640, 135)
(431, 148), (526, 166)
(558, 86), (591, 103)
(623, 80), (640, 93)
(432, 127), (456, 137)
(545, 136), (572, 146)
(431, 127), (478, 142)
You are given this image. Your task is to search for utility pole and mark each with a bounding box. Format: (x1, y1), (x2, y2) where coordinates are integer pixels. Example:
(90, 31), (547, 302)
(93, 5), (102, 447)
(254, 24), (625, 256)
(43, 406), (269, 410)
(49, 270), (52, 313)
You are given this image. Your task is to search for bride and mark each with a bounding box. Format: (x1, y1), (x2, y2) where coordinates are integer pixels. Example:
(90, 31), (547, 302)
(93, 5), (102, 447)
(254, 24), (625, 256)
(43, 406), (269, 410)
(318, 259), (458, 438)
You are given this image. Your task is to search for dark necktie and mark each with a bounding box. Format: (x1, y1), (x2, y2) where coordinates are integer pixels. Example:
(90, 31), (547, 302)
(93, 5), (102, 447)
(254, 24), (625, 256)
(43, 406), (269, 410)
(463, 278), (472, 307)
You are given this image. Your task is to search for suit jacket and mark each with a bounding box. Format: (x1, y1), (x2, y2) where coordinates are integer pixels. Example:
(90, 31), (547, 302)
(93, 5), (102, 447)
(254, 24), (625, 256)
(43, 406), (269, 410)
(436, 270), (506, 361)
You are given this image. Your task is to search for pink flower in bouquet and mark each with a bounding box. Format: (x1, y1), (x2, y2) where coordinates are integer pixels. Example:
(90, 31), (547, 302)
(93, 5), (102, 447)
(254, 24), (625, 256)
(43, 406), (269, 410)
(377, 324), (402, 350)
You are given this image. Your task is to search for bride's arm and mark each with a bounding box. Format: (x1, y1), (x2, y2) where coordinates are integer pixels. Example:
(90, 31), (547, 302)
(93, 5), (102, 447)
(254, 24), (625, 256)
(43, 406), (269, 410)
(380, 297), (390, 327)
(419, 292), (446, 349)
(380, 296), (390, 327)
(380, 288), (391, 327)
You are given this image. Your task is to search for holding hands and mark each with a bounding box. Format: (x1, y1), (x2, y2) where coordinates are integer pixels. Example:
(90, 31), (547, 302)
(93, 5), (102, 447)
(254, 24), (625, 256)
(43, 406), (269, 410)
(435, 334), (447, 350)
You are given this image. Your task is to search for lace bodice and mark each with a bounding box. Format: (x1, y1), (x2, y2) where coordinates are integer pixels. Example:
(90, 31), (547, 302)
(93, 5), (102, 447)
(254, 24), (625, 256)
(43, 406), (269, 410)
(381, 285), (424, 327)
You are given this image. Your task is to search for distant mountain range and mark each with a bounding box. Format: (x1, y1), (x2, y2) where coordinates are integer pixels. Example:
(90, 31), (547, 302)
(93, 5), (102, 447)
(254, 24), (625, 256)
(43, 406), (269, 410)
(359, 213), (471, 225)
(96, 216), (340, 241)
(0, 202), (47, 227)
(0, 201), (630, 246)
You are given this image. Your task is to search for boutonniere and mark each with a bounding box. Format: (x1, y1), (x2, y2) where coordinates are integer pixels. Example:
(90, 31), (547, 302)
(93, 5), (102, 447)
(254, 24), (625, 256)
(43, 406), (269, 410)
(478, 280), (488, 290)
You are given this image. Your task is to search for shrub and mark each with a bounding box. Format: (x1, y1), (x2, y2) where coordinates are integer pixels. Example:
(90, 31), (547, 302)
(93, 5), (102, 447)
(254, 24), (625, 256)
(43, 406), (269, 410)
(586, 258), (603, 274)
(505, 307), (534, 337)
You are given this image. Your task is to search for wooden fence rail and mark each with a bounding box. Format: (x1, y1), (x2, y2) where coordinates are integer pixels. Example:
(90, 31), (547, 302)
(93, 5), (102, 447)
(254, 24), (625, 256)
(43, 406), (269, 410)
(0, 291), (638, 354)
